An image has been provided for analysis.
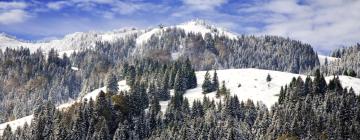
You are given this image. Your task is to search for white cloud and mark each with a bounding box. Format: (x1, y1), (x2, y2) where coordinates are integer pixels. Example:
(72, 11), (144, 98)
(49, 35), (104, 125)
(240, 0), (360, 52)
(0, 2), (27, 9)
(47, 1), (72, 10)
(0, 9), (29, 25)
(110, 1), (142, 15)
(182, 0), (228, 11)
(0, 2), (29, 24)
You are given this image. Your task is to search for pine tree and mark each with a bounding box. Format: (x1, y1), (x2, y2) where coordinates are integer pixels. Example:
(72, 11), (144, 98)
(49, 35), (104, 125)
(348, 69), (357, 77)
(53, 110), (67, 140)
(126, 66), (136, 87)
(343, 69), (349, 76)
(313, 69), (327, 95)
(212, 69), (219, 91)
(149, 96), (160, 130)
(2, 125), (13, 140)
(278, 86), (285, 104)
(216, 88), (221, 98)
(93, 117), (110, 140)
(202, 71), (213, 94)
(174, 69), (185, 94)
(172, 69), (185, 109)
(219, 81), (229, 97)
(113, 122), (128, 140)
(159, 69), (170, 100)
(188, 69), (198, 89)
(266, 73), (272, 82)
(106, 73), (118, 95)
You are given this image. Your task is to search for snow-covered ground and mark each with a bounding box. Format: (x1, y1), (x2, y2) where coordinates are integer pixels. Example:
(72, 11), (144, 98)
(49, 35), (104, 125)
(136, 19), (238, 46)
(160, 68), (360, 112)
(318, 55), (340, 65)
(0, 29), (141, 54)
(1, 68), (360, 135)
(1, 19), (238, 55)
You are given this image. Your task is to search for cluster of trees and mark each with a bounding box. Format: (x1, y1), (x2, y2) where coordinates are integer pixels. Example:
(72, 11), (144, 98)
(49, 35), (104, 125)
(120, 58), (197, 101)
(0, 36), (140, 123)
(269, 69), (360, 139)
(133, 27), (319, 73)
(0, 48), (82, 123)
(0, 25), (325, 123)
(202, 70), (219, 94)
(322, 43), (360, 78)
(4, 67), (359, 140)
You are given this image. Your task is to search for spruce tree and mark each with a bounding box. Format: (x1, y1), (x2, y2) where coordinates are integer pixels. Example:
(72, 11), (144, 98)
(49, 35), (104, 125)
(266, 73), (272, 82)
(348, 69), (357, 77)
(313, 69), (327, 95)
(212, 69), (219, 91)
(219, 81), (229, 97)
(113, 122), (128, 140)
(202, 71), (213, 94)
(106, 73), (118, 95)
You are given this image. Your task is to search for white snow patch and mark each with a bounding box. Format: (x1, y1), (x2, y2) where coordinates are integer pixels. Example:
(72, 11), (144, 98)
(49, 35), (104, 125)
(71, 67), (79, 71)
(159, 68), (360, 111)
(0, 29), (140, 54)
(318, 55), (340, 65)
(136, 28), (161, 46)
(0, 115), (33, 136)
(171, 52), (180, 60)
(135, 19), (238, 45)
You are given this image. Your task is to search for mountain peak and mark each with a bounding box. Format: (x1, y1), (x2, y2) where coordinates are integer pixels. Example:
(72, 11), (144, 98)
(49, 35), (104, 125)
(182, 19), (210, 27)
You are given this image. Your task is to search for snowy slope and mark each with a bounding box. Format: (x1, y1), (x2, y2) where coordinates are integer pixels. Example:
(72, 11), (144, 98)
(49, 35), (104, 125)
(160, 68), (360, 112)
(0, 80), (130, 135)
(318, 55), (340, 65)
(136, 19), (238, 45)
(0, 28), (141, 55)
(0, 19), (238, 55)
(2, 68), (360, 135)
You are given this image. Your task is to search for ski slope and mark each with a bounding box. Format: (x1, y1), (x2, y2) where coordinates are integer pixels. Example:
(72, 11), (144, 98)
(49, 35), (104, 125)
(1, 68), (360, 135)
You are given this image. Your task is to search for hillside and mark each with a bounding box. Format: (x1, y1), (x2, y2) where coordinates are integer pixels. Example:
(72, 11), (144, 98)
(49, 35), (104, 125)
(2, 68), (360, 135)
(0, 19), (319, 73)
(0, 29), (141, 56)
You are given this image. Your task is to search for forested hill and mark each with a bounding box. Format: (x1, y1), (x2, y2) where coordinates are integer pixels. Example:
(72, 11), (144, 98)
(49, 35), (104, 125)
(0, 20), (319, 73)
(321, 43), (360, 77)
(1, 61), (360, 140)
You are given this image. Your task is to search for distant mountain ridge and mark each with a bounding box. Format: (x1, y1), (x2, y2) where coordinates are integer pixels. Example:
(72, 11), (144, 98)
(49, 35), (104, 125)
(0, 19), (319, 73)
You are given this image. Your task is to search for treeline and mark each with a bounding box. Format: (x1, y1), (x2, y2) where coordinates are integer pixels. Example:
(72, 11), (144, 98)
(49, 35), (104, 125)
(265, 69), (360, 139)
(0, 48), (81, 123)
(133, 27), (319, 73)
(2, 68), (360, 140)
(0, 27), (323, 123)
(322, 43), (360, 77)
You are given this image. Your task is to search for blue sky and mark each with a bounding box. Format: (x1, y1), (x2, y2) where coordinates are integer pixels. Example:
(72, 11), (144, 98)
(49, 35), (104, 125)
(1, 0), (360, 53)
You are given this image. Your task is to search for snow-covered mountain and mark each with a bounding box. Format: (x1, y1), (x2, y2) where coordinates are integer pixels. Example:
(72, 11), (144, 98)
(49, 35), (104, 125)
(0, 28), (142, 55)
(0, 19), (236, 55)
(136, 19), (238, 46)
(1, 68), (360, 135)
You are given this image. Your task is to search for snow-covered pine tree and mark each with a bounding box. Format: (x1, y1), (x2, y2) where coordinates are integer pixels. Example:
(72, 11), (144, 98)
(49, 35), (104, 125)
(212, 69), (219, 91)
(202, 71), (213, 94)
(106, 73), (118, 95)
